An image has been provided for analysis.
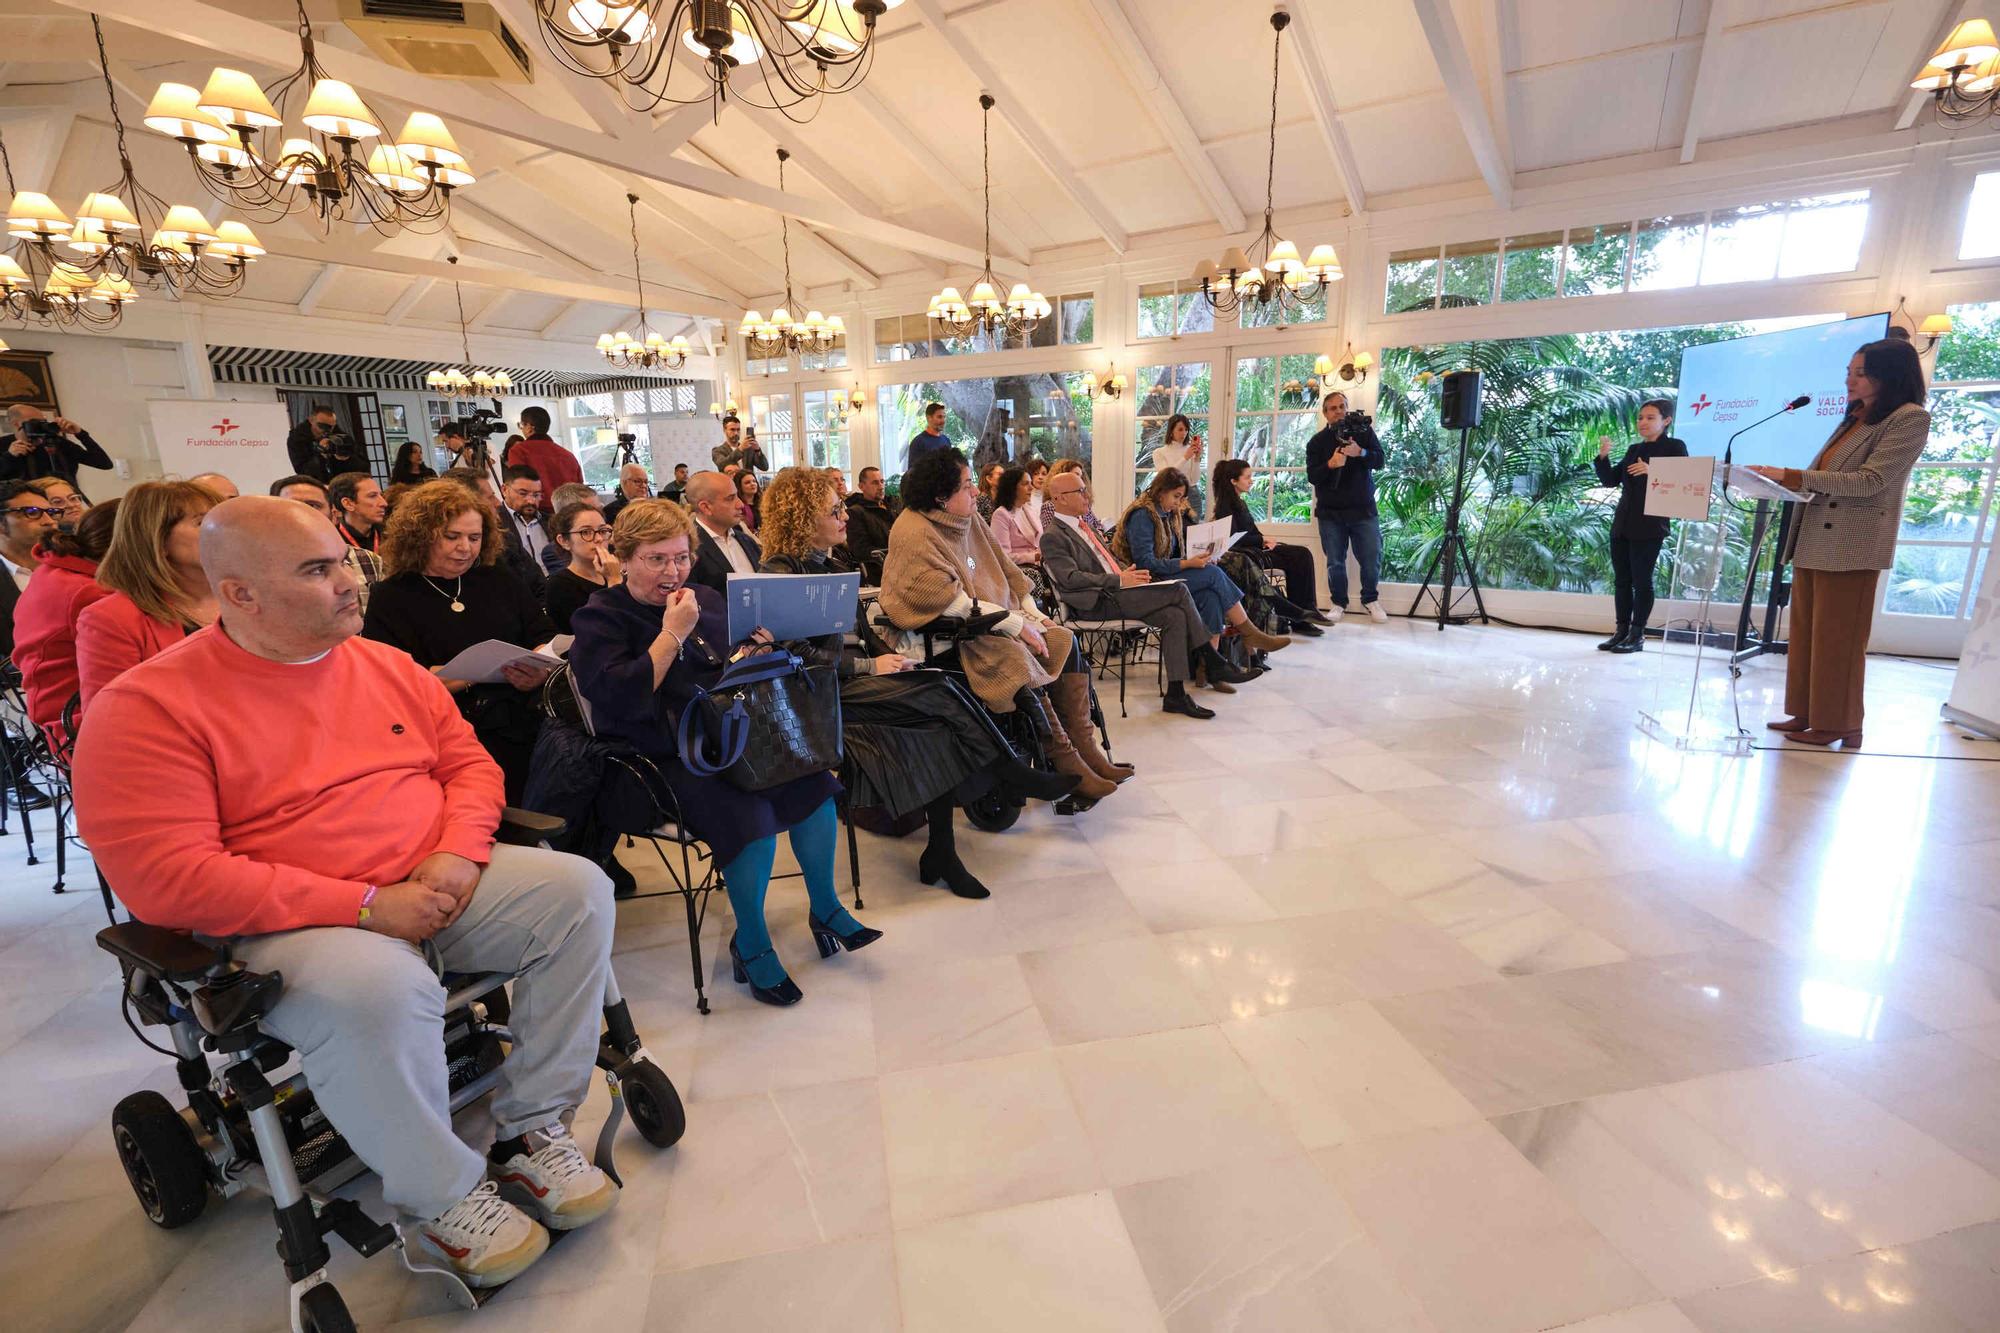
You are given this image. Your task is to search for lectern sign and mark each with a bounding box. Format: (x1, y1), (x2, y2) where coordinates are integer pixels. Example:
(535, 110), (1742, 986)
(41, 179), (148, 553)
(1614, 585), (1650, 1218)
(1642, 455), (1716, 522)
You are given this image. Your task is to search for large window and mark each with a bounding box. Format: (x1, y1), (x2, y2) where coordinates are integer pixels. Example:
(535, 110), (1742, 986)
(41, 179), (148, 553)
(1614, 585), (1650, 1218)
(1132, 361), (1212, 516)
(872, 294), (1094, 364)
(1140, 278), (1325, 338)
(748, 392), (794, 467)
(561, 383), (701, 489)
(799, 387), (854, 471)
(1230, 355), (1319, 523)
(1962, 172), (2000, 261)
(747, 334), (848, 379)
(1891, 299), (2000, 618)
(876, 372), (1090, 478)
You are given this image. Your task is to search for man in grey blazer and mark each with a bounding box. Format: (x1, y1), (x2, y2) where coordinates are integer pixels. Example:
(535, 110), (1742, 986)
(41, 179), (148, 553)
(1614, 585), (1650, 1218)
(1040, 470), (1252, 719)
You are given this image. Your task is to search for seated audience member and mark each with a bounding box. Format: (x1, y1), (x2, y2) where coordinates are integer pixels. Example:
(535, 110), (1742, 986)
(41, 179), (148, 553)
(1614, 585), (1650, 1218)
(13, 497), (117, 748)
(987, 464), (1042, 566)
(569, 500), (872, 1006)
(500, 465), (553, 570)
(1203, 460), (1323, 639)
(330, 471), (386, 552)
(603, 464), (650, 526)
(822, 467), (847, 500)
(879, 449), (1127, 804)
(363, 480), (556, 803)
(759, 467), (1076, 899)
(657, 463), (690, 505)
(271, 474), (332, 513)
(445, 466), (546, 597)
(0, 479), (57, 658)
(1040, 471), (1251, 720)
(0, 404), (113, 485)
(75, 480), (220, 710)
(684, 470), (760, 594)
(974, 461), (1005, 523)
(735, 469), (761, 533)
(541, 483), (600, 574)
(1211, 458), (1331, 629)
(544, 501), (619, 636)
(188, 471), (240, 501)
(1049, 459), (1114, 545)
(384, 481), (414, 514)
(1114, 468), (1289, 690)
(30, 475), (90, 532)
(842, 465), (897, 583)
(391, 439), (438, 486)
(72, 496), (618, 1287)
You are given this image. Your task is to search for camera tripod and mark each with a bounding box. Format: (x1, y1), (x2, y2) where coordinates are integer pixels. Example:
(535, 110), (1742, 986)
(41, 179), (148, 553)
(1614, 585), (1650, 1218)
(1405, 426), (1489, 630)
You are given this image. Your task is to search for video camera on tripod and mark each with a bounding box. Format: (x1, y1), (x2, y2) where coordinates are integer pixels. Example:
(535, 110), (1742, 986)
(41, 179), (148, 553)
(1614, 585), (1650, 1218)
(451, 408), (507, 468)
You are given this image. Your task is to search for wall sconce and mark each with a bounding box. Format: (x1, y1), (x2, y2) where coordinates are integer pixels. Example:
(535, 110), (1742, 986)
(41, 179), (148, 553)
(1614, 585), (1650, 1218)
(847, 385), (866, 411)
(709, 391), (740, 417)
(1918, 313), (1953, 352)
(1079, 364), (1127, 400)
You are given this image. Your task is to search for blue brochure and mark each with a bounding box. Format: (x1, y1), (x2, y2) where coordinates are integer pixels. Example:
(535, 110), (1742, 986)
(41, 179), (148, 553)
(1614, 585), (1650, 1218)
(725, 572), (861, 643)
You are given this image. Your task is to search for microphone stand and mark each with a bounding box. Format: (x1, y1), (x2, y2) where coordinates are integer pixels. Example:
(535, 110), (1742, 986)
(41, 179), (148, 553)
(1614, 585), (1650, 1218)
(1719, 397), (1808, 666)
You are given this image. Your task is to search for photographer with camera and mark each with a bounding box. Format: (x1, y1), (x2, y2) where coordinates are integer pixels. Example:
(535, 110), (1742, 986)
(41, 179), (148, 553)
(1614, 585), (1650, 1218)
(1, 405), (114, 486)
(285, 404), (360, 484)
(1304, 391), (1387, 624)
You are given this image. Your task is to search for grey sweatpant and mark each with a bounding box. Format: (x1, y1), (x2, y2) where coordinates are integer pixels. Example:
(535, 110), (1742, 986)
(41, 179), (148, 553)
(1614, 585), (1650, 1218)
(230, 843), (615, 1221)
(1102, 580), (1209, 682)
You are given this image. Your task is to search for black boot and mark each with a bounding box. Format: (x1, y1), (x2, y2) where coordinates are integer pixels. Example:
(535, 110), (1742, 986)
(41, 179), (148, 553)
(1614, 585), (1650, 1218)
(603, 855), (638, 900)
(1597, 625), (1629, 651)
(1608, 626), (1645, 654)
(988, 751), (1081, 804)
(1197, 644), (1255, 685)
(916, 796), (990, 899)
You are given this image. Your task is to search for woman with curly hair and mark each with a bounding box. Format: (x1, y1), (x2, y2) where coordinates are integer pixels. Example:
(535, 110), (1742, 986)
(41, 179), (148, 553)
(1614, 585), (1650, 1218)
(759, 467), (1076, 899)
(363, 478), (555, 801)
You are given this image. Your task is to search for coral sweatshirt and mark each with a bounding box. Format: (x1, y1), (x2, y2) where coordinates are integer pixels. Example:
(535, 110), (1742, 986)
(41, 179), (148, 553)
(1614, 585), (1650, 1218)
(73, 624), (504, 937)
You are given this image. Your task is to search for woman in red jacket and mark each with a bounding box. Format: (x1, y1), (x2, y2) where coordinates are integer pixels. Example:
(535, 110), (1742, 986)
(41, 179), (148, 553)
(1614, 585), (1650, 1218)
(75, 480), (221, 712)
(12, 498), (118, 745)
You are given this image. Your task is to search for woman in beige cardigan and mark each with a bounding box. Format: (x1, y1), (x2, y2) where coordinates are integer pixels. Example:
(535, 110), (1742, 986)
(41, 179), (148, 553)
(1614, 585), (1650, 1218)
(880, 448), (1128, 805)
(1748, 337), (1931, 749)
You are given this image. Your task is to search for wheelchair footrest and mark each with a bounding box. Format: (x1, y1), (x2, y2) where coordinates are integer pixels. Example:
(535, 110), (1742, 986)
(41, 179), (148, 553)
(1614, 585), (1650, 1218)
(319, 1198), (397, 1259)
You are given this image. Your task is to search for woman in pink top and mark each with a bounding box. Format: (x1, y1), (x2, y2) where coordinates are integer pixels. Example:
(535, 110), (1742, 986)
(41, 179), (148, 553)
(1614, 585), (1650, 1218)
(75, 480), (221, 711)
(987, 466), (1042, 565)
(12, 499), (118, 745)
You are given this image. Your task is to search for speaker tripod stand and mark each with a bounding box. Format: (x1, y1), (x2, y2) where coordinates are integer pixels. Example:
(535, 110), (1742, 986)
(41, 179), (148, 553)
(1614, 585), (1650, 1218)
(1404, 426), (1490, 630)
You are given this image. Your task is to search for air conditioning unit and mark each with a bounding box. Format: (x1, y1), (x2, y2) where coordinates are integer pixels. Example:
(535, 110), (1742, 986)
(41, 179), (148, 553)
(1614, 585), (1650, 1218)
(338, 0), (534, 84)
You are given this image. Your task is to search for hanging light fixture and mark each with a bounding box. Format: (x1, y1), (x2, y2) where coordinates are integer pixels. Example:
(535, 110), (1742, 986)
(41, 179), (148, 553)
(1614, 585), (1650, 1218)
(599, 193), (691, 369)
(536, 0), (901, 122)
(145, 0), (474, 233)
(1, 131), (135, 329)
(1194, 10), (1341, 320)
(926, 95), (1049, 344)
(1909, 18), (2000, 122)
(741, 149), (845, 367)
(427, 258), (514, 395)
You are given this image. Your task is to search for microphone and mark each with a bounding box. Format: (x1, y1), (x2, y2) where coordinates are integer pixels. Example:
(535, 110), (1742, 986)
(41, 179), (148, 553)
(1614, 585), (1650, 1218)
(1786, 394), (1811, 410)
(1723, 394), (1810, 468)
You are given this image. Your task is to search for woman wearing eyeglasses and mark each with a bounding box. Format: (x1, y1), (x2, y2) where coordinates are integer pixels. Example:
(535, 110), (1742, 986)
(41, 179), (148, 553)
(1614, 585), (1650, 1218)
(28, 476), (89, 532)
(543, 501), (620, 636)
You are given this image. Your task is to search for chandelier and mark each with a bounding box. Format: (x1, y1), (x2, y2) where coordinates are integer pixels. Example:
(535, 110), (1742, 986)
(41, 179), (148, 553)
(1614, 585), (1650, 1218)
(144, 0), (474, 233)
(927, 94), (1049, 343)
(1909, 18), (1999, 122)
(599, 194), (690, 369)
(536, 0), (901, 121)
(1193, 9), (1341, 319)
(1, 132), (135, 329)
(741, 149), (844, 366)
(427, 259), (514, 394)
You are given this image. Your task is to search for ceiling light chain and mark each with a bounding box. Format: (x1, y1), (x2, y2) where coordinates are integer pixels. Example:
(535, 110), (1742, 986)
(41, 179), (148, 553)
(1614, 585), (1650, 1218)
(599, 192), (690, 369)
(427, 255), (514, 394)
(740, 148), (844, 368)
(926, 94), (1049, 343)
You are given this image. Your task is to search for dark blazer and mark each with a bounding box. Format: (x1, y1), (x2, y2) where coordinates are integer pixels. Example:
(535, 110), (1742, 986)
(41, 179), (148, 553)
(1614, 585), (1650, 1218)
(0, 565), (22, 658)
(1593, 435), (1689, 542)
(842, 493), (897, 582)
(496, 517), (547, 597)
(1039, 515), (1123, 616)
(689, 521), (762, 595)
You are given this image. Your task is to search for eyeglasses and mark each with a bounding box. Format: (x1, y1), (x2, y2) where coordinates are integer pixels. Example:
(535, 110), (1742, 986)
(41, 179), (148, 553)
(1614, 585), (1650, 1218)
(632, 551), (692, 571)
(3, 506), (56, 519)
(48, 495), (85, 511)
(569, 526), (613, 540)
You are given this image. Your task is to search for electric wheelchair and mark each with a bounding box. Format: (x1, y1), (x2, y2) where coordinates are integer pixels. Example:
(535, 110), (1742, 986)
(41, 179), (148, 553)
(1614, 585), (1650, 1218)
(95, 809), (685, 1333)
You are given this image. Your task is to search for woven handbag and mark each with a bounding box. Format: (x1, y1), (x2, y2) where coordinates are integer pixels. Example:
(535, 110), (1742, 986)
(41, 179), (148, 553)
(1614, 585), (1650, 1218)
(676, 651), (843, 792)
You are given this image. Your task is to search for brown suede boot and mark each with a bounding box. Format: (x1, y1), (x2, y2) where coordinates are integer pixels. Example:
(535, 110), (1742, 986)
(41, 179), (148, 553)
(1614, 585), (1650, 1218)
(1235, 620), (1292, 655)
(1050, 674), (1135, 784)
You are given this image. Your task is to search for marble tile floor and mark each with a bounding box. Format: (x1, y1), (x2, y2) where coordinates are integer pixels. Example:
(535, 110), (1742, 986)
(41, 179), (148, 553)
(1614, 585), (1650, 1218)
(3, 620), (1999, 1331)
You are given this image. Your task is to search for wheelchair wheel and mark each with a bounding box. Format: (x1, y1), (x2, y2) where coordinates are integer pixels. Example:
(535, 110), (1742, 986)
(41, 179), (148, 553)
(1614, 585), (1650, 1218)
(620, 1059), (687, 1149)
(298, 1283), (356, 1333)
(962, 789), (1022, 833)
(111, 1091), (209, 1229)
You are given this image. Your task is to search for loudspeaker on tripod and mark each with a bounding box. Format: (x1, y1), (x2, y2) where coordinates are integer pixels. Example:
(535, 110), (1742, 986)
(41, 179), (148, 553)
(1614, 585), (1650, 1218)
(1439, 370), (1483, 431)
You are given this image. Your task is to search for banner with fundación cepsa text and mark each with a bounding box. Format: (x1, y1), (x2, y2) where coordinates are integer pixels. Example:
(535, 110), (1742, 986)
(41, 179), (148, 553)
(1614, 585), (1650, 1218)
(145, 399), (295, 498)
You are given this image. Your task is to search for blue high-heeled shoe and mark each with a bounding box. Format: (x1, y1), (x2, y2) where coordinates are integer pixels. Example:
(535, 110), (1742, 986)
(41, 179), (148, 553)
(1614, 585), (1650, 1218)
(809, 912), (883, 959)
(729, 934), (802, 1006)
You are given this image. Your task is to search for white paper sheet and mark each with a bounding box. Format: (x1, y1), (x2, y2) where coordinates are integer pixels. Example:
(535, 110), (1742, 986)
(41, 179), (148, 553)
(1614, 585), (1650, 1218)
(1642, 455), (1717, 521)
(1185, 516), (1245, 561)
(435, 639), (564, 684)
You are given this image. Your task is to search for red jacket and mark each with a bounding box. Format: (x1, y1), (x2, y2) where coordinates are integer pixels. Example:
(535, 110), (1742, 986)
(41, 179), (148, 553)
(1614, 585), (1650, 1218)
(510, 435), (584, 492)
(76, 591), (192, 714)
(12, 552), (114, 734)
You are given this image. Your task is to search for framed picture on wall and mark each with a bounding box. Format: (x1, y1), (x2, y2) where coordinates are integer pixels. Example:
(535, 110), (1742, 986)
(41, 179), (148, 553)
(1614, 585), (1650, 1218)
(0, 349), (59, 414)
(382, 403), (409, 438)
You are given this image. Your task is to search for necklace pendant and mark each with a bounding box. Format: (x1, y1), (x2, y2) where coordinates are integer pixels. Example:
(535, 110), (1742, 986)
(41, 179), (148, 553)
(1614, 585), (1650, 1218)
(450, 599), (465, 613)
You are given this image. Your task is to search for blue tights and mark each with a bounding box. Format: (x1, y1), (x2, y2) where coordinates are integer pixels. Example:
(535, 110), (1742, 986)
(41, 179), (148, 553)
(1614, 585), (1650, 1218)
(721, 798), (857, 987)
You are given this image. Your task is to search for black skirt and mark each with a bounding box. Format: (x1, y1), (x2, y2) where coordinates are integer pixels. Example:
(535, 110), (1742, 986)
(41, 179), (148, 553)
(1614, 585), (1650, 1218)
(838, 670), (1004, 816)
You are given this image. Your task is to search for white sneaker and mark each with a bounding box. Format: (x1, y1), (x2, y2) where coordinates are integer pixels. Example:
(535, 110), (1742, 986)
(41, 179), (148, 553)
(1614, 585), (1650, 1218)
(492, 1123), (620, 1231)
(1327, 606), (1345, 624)
(416, 1180), (549, 1288)
(1366, 602), (1388, 624)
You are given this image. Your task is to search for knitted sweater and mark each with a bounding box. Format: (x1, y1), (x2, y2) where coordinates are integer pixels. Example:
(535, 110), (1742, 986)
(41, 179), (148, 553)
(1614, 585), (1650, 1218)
(877, 506), (1056, 710)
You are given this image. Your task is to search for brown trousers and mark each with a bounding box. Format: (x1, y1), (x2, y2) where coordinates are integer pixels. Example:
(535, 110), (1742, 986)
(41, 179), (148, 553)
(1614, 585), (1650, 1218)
(1784, 567), (1880, 733)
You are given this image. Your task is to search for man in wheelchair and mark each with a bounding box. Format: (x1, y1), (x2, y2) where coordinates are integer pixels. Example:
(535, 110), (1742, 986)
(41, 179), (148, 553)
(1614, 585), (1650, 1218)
(73, 497), (620, 1289)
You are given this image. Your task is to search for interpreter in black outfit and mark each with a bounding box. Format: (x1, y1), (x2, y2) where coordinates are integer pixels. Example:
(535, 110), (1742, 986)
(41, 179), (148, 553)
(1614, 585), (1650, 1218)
(543, 501), (618, 636)
(361, 479), (556, 802)
(0, 405), (113, 485)
(1211, 459), (1332, 627)
(1592, 398), (1687, 654)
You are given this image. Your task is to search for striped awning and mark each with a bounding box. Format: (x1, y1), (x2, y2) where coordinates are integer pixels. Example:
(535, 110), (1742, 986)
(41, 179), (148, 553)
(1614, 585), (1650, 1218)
(207, 346), (694, 397)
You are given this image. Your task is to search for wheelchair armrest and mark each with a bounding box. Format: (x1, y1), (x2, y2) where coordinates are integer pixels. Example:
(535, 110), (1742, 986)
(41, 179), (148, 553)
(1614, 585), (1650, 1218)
(97, 921), (232, 983)
(871, 610), (1010, 642)
(498, 807), (568, 846)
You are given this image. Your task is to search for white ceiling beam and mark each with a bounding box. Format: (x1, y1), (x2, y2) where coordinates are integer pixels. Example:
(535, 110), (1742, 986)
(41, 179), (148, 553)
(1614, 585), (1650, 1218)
(905, 0), (1129, 253)
(1898, 0), (1979, 131)
(1680, 0), (1730, 163)
(849, 86), (1031, 265)
(1485, 0), (1518, 180)
(733, 108), (879, 221)
(59, 0), (987, 268)
(467, 290), (512, 331)
(540, 298), (589, 338)
(1281, 0), (1368, 214)
(1081, 0), (1242, 233)
(480, 0), (637, 138)
(1409, 0), (1513, 207)
(550, 159), (763, 305)
(452, 195), (602, 280)
(678, 141), (882, 292)
(295, 265), (337, 317)
(383, 277), (434, 326)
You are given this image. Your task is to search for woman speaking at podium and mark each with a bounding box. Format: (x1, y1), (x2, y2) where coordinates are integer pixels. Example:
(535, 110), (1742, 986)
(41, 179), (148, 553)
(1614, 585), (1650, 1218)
(1748, 338), (1930, 749)
(1593, 399), (1685, 653)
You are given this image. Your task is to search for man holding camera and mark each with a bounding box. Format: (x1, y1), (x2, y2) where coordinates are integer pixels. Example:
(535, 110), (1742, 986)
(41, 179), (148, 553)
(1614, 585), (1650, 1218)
(1, 405), (114, 486)
(1305, 391), (1387, 624)
(285, 404), (361, 484)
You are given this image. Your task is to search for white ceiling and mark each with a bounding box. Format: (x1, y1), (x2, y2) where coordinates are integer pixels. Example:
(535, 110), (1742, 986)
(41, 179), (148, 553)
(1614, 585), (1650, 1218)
(0, 0), (1975, 342)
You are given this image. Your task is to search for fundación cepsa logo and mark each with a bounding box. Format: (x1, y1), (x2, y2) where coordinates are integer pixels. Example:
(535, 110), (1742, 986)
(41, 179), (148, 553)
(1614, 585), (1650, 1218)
(212, 417), (238, 436)
(1689, 394), (1713, 416)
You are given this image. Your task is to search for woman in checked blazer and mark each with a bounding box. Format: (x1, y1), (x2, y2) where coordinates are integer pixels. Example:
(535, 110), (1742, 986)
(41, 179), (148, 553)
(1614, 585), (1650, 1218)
(1748, 337), (1931, 749)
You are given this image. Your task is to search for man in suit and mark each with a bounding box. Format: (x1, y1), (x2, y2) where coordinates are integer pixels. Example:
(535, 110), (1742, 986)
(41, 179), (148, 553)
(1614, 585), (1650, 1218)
(685, 469), (760, 594)
(443, 467), (544, 597)
(0, 479), (57, 807)
(1040, 470), (1251, 719)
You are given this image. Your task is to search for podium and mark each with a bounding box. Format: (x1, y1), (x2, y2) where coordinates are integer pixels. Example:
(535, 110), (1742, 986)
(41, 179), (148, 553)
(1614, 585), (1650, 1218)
(1637, 461), (1812, 755)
